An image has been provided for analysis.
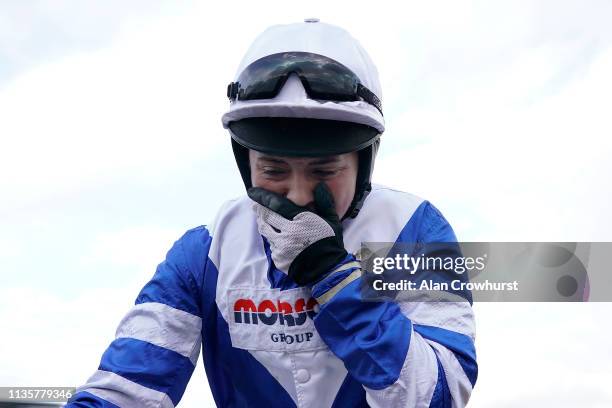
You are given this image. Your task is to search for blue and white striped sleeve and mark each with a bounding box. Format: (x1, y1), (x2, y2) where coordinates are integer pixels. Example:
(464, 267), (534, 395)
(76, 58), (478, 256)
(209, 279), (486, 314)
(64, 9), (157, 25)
(66, 226), (211, 408)
(311, 202), (477, 407)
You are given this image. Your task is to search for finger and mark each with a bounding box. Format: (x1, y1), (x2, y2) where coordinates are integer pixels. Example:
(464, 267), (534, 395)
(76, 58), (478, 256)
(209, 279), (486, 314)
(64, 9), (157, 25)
(253, 202), (285, 231)
(257, 214), (281, 237)
(262, 208), (287, 232)
(313, 182), (339, 223)
(248, 187), (304, 220)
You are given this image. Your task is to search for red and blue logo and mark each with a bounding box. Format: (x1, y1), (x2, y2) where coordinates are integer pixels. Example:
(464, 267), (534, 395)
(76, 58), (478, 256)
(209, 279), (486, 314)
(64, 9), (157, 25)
(233, 297), (318, 326)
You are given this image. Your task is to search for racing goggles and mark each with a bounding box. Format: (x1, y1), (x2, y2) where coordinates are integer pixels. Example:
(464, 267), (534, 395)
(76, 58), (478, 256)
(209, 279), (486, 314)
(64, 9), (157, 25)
(226, 52), (383, 115)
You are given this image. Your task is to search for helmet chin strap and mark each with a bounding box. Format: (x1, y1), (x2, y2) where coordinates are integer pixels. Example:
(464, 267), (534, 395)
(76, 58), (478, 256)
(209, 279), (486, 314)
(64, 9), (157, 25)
(231, 138), (253, 189)
(343, 184), (371, 220)
(342, 138), (380, 220)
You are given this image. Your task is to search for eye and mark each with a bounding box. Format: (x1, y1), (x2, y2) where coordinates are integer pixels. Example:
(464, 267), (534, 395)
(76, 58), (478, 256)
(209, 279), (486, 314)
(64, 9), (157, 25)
(312, 169), (338, 178)
(261, 167), (288, 178)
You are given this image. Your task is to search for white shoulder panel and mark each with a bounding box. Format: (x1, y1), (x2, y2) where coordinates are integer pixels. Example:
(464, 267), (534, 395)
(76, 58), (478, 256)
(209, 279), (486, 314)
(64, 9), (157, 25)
(343, 184), (425, 254)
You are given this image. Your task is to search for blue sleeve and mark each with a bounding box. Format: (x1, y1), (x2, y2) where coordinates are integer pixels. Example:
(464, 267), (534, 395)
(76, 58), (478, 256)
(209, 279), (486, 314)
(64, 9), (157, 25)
(311, 201), (477, 406)
(67, 226), (212, 408)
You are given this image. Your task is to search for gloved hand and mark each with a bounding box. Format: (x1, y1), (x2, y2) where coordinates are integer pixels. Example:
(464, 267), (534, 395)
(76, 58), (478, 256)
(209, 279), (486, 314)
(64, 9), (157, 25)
(248, 182), (349, 286)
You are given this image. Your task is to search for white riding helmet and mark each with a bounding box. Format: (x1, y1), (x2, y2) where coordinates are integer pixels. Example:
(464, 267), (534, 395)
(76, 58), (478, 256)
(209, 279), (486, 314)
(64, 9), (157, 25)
(222, 19), (385, 218)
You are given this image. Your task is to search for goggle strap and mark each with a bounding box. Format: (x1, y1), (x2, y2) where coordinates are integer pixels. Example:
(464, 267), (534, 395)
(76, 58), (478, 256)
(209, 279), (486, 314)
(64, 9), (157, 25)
(227, 82), (239, 100)
(356, 83), (383, 115)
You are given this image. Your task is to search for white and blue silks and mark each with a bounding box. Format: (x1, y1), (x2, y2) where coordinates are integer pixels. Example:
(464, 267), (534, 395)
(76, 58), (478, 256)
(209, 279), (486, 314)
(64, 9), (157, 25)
(67, 185), (477, 408)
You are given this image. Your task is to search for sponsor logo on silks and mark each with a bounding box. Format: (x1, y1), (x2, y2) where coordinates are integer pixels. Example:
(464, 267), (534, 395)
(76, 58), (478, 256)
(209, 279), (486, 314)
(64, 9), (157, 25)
(271, 332), (315, 344)
(233, 297), (318, 326)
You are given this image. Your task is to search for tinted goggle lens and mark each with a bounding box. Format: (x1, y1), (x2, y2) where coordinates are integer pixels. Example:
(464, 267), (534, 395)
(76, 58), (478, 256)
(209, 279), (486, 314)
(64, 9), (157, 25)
(227, 52), (381, 114)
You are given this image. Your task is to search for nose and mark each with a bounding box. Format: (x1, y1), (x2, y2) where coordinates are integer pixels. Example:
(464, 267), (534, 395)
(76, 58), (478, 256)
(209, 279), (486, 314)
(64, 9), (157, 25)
(285, 175), (314, 208)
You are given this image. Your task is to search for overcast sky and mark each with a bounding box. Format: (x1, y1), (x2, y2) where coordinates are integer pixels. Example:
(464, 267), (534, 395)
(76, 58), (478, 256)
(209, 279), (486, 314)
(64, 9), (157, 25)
(1, 1), (611, 406)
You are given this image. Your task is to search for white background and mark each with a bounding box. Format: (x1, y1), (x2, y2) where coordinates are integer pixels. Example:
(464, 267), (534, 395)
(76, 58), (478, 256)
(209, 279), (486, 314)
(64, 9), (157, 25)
(1, 1), (611, 406)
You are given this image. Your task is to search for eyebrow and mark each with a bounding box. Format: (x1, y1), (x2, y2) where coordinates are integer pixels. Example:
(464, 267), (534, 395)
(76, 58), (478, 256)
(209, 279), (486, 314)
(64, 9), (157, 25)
(308, 157), (342, 165)
(258, 156), (288, 164)
(257, 156), (342, 165)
